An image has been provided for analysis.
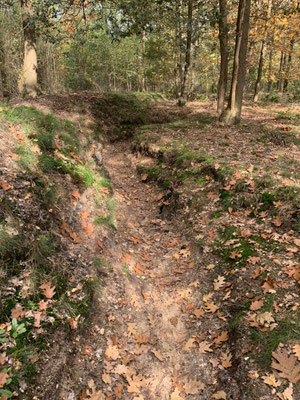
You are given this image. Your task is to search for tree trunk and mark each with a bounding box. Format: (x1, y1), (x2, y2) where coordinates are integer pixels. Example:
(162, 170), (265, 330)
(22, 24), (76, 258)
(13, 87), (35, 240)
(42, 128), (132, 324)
(277, 50), (285, 92)
(178, 0), (193, 106)
(220, 0), (251, 125)
(216, 0), (229, 117)
(283, 39), (294, 93)
(0, 33), (9, 98)
(141, 30), (146, 92)
(267, 46), (273, 93)
(18, 0), (38, 97)
(253, 40), (266, 101)
(253, 0), (272, 101)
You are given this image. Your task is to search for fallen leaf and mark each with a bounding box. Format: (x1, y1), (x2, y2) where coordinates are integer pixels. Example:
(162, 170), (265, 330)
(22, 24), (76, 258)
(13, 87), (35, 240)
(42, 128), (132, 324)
(205, 302), (219, 313)
(262, 373), (280, 387)
(273, 216), (283, 227)
(33, 311), (42, 328)
(102, 373), (111, 384)
(293, 345), (300, 361)
(0, 371), (9, 389)
(214, 331), (228, 347)
(0, 180), (12, 191)
(39, 281), (56, 299)
(114, 382), (124, 399)
(214, 276), (226, 291)
(38, 300), (48, 311)
(184, 378), (205, 394)
(67, 318), (78, 329)
(256, 312), (275, 325)
(114, 364), (128, 375)
(221, 352), (232, 368)
(282, 383), (294, 400)
(122, 253), (132, 264)
(250, 299), (264, 311)
(198, 341), (213, 354)
(212, 391), (227, 399)
(151, 349), (164, 361)
(184, 338), (196, 351)
(271, 348), (300, 384)
(105, 345), (120, 360)
(71, 191), (81, 200)
(193, 308), (204, 318)
(11, 304), (25, 320)
(170, 387), (184, 400)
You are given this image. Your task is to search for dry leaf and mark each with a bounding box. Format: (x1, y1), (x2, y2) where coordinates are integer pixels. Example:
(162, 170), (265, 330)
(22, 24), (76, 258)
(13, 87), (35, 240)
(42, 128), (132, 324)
(0, 372), (9, 388)
(114, 382), (124, 399)
(184, 338), (196, 351)
(212, 391), (227, 399)
(293, 345), (300, 361)
(67, 318), (78, 329)
(40, 281), (56, 299)
(105, 345), (120, 360)
(114, 364), (128, 375)
(151, 349), (164, 361)
(0, 180), (12, 191)
(184, 378), (205, 394)
(198, 341), (213, 354)
(262, 373), (280, 387)
(221, 353), (232, 368)
(71, 191), (81, 199)
(170, 387), (184, 400)
(11, 304), (25, 320)
(271, 348), (300, 384)
(38, 300), (48, 311)
(214, 276), (226, 291)
(250, 299), (264, 311)
(205, 302), (219, 313)
(273, 216), (283, 227)
(282, 383), (294, 400)
(193, 308), (204, 318)
(102, 373), (111, 384)
(33, 311), (42, 328)
(214, 331), (228, 347)
(256, 312), (275, 325)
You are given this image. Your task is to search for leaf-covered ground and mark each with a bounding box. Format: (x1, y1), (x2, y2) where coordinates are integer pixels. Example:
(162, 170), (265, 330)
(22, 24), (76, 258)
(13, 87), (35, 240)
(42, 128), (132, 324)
(0, 94), (299, 400)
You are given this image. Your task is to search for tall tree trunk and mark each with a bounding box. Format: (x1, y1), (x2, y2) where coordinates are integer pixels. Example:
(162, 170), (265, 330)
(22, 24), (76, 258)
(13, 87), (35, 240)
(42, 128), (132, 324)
(253, 0), (272, 102)
(0, 34), (9, 98)
(253, 40), (266, 101)
(245, 38), (255, 91)
(283, 38), (294, 93)
(18, 0), (38, 97)
(277, 49), (285, 92)
(220, 0), (251, 125)
(216, 0), (229, 117)
(141, 30), (146, 92)
(267, 45), (273, 93)
(178, 0), (193, 106)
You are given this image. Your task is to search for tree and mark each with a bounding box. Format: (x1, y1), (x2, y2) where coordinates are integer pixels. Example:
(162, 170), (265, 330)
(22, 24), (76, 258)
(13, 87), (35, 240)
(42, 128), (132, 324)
(18, 0), (38, 97)
(220, 0), (251, 125)
(216, 0), (229, 117)
(253, 0), (272, 102)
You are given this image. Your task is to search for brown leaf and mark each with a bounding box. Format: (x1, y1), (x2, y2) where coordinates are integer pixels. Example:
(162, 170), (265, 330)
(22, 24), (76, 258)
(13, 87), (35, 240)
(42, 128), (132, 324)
(151, 349), (164, 361)
(11, 304), (25, 320)
(71, 191), (81, 200)
(184, 378), (205, 394)
(0, 372), (9, 389)
(205, 302), (219, 313)
(262, 373), (280, 387)
(250, 299), (264, 311)
(38, 300), (48, 311)
(105, 345), (120, 360)
(170, 388), (184, 400)
(113, 364), (128, 375)
(273, 216), (283, 227)
(67, 318), (78, 329)
(221, 353), (232, 368)
(40, 281), (56, 299)
(293, 345), (300, 361)
(214, 331), (228, 347)
(193, 308), (204, 318)
(212, 391), (227, 399)
(214, 276), (226, 291)
(0, 180), (13, 191)
(198, 341), (213, 354)
(102, 373), (111, 384)
(122, 253), (132, 264)
(114, 382), (124, 399)
(184, 338), (196, 352)
(33, 311), (42, 328)
(271, 348), (300, 384)
(0, 353), (8, 366)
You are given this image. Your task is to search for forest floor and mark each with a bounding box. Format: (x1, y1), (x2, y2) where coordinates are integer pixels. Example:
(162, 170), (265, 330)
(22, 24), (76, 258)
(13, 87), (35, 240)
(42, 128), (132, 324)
(0, 93), (299, 400)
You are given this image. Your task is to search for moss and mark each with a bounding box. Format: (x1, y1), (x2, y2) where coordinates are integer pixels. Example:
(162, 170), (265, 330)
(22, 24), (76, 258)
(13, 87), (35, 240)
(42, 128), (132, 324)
(250, 317), (300, 368)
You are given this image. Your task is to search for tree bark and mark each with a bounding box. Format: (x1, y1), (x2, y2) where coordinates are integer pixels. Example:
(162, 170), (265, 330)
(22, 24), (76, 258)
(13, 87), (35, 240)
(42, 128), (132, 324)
(141, 30), (146, 92)
(277, 49), (285, 92)
(283, 38), (294, 93)
(253, 0), (272, 102)
(216, 0), (229, 117)
(0, 33), (9, 98)
(220, 0), (251, 125)
(267, 45), (273, 93)
(178, 0), (193, 106)
(253, 40), (266, 101)
(18, 0), (38, 97)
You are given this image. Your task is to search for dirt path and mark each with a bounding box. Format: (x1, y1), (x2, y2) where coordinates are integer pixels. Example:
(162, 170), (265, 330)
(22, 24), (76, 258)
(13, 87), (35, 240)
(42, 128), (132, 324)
(52, 140), (219, 400)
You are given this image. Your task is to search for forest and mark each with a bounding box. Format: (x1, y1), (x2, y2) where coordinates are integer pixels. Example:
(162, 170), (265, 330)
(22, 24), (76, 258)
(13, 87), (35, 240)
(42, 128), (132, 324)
(0, 1), (299, 399)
